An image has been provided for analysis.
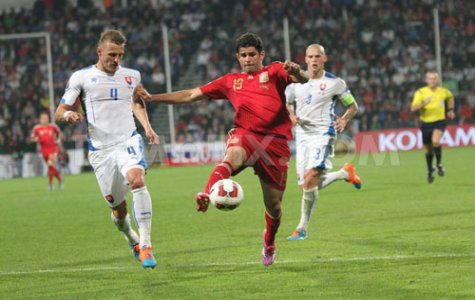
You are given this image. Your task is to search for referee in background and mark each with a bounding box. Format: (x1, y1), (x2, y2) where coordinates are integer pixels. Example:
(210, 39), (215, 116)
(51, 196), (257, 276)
(411, 71), (455, 183)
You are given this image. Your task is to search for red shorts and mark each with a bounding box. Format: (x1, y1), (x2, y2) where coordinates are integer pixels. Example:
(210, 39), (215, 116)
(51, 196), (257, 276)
(42, 148), (58, 162)
(226, 128), (290, 191)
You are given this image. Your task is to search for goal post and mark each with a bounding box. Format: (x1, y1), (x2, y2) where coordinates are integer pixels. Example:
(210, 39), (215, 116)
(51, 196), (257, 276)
(0, 32), (55, 122)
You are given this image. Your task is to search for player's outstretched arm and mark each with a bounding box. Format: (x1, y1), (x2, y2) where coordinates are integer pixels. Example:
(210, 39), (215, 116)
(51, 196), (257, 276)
(55, 103), (84, 123)
(284, 61), (308, 84)
(135, 85), (207, 104)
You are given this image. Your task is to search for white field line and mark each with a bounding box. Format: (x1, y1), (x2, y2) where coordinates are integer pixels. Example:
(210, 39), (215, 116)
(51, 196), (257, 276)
(1, 253), (474, 276)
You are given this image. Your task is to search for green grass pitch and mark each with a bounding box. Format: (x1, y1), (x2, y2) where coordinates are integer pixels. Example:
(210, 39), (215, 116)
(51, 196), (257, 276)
(1, 147), (474, 299)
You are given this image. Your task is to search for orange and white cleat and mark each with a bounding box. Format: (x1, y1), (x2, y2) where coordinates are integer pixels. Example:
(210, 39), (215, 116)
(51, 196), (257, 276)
(343, 163), (362, 189)
(139, 246), (157, 269)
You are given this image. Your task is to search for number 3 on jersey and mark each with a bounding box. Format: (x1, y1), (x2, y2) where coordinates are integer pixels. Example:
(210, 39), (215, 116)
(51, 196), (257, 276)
(110, 88), (118, 100)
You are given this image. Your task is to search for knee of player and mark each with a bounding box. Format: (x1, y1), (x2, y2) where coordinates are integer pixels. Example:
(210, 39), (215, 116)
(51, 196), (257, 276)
(129, 177), (145, 190)
(266, 198), (282, 213)
(302, 169), (321, 190)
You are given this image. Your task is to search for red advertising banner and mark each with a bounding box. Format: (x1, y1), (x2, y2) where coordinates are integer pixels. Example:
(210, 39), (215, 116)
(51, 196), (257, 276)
(355, 124), (475, 153)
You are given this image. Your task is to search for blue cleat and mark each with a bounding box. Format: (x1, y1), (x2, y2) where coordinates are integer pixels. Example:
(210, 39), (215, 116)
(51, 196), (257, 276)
(129, 243), (140, 261)
(287, 229), (308, 241)
(139, 246), (157, 269)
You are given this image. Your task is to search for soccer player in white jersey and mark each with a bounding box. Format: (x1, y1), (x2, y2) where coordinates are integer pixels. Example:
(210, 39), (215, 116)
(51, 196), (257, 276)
(286, 44), (361, 241)
(55, 29), (159, 268)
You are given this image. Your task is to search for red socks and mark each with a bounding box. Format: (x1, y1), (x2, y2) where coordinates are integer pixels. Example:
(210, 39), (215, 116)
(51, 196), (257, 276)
(48, 166), (54, 184)
(265, 212), (281, 246)
(204, 162), (232, 193)
(48, 166), (61, 183)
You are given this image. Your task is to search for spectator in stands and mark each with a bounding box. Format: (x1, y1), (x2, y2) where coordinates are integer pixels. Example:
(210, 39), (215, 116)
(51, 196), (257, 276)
(458, 98), (473, 124)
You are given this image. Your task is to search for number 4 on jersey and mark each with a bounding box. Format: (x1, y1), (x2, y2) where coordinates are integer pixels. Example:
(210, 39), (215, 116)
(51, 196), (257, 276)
(110, 88), (118, 100)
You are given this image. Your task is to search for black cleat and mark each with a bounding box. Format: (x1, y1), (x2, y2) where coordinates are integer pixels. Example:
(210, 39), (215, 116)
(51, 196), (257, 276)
(428, 169), (435, 184)
(437, 164), (445, 177)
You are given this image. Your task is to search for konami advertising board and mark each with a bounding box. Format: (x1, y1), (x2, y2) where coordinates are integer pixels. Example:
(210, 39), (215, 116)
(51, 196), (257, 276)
(355, 124), (475, 153)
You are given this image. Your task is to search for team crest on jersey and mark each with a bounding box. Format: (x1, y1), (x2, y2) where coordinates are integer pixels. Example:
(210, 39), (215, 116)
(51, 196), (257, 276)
(320, 83), (327, 91)
(259, 72), (269, 83)
(124, 76), (133, 85)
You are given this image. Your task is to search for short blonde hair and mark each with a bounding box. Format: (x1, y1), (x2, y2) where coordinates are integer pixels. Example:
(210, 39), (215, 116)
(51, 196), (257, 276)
(98, 29), (126, 47)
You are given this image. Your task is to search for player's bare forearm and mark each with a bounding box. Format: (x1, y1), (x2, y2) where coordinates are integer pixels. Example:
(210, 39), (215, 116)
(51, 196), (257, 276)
(286, 103), (299, 126)
(136, 85), (206, 104)
(446, 97), (456, 120)
(132, 102), (160, 144)
(343, 102), (358, 121)
(292, 69), (309, 84)
(132, 101), (152, 132)
(335, 102), (358, 132)
(284, 61), (308, 83)
(55, 103), (84, 123)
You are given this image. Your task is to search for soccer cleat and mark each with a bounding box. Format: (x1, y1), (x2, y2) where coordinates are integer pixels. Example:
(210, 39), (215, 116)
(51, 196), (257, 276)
(437, 164), (445, 177)
(287, 228), (308, 241)
(195, 192), (210, 213)
(129, 243), (140, 261)
(343, 163), (362, 189)
(139, 246), (157, 269)
(262, 230), (276, 266)
(428, 169), (435, 183)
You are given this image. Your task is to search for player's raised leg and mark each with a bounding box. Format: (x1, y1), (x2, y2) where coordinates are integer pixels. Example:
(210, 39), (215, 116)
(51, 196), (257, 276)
(196, 146), (247, 212)
(111, 200), (140, 260)
(261, 181), (284, 266)
(128, 167), (156, 269)
(315, 163), (361, 190)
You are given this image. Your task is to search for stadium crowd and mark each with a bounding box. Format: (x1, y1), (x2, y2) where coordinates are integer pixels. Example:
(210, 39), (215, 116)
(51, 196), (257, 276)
(0, 0), (474, 153)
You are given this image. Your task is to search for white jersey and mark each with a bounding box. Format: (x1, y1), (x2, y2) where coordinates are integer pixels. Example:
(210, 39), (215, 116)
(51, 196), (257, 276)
(285, 71), (353, 137)
(60, 65), (140, 150)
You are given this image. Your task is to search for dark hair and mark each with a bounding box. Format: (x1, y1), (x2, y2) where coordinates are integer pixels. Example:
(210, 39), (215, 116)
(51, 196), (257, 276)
(98, 29), (127, 47)
(235, 33), (264, 53)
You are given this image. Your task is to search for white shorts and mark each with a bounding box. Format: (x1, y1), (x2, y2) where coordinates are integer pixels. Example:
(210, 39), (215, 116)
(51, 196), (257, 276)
(295, 133), (335, 185)
(88, 133), (147, 208)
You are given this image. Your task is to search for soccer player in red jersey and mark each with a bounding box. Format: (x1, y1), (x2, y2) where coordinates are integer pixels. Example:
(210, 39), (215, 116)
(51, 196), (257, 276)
(31, 111), (63, 190)
(136, 33), (308, 266)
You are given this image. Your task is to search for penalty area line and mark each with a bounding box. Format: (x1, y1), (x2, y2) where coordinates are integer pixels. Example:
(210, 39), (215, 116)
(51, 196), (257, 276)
(1, 253), (474, 276)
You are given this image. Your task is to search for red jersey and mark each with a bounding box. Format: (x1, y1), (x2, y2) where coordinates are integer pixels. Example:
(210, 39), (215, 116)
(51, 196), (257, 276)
(32, 124), (60, 151)
(200, 62), (294, 140)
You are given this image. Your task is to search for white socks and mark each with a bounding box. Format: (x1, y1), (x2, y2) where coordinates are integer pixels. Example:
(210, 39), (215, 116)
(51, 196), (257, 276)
(319, 169), (347, 189)
(132, 186), (152, 248)
(297, 187), (319, 231)
(111, 212), (139, 245)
